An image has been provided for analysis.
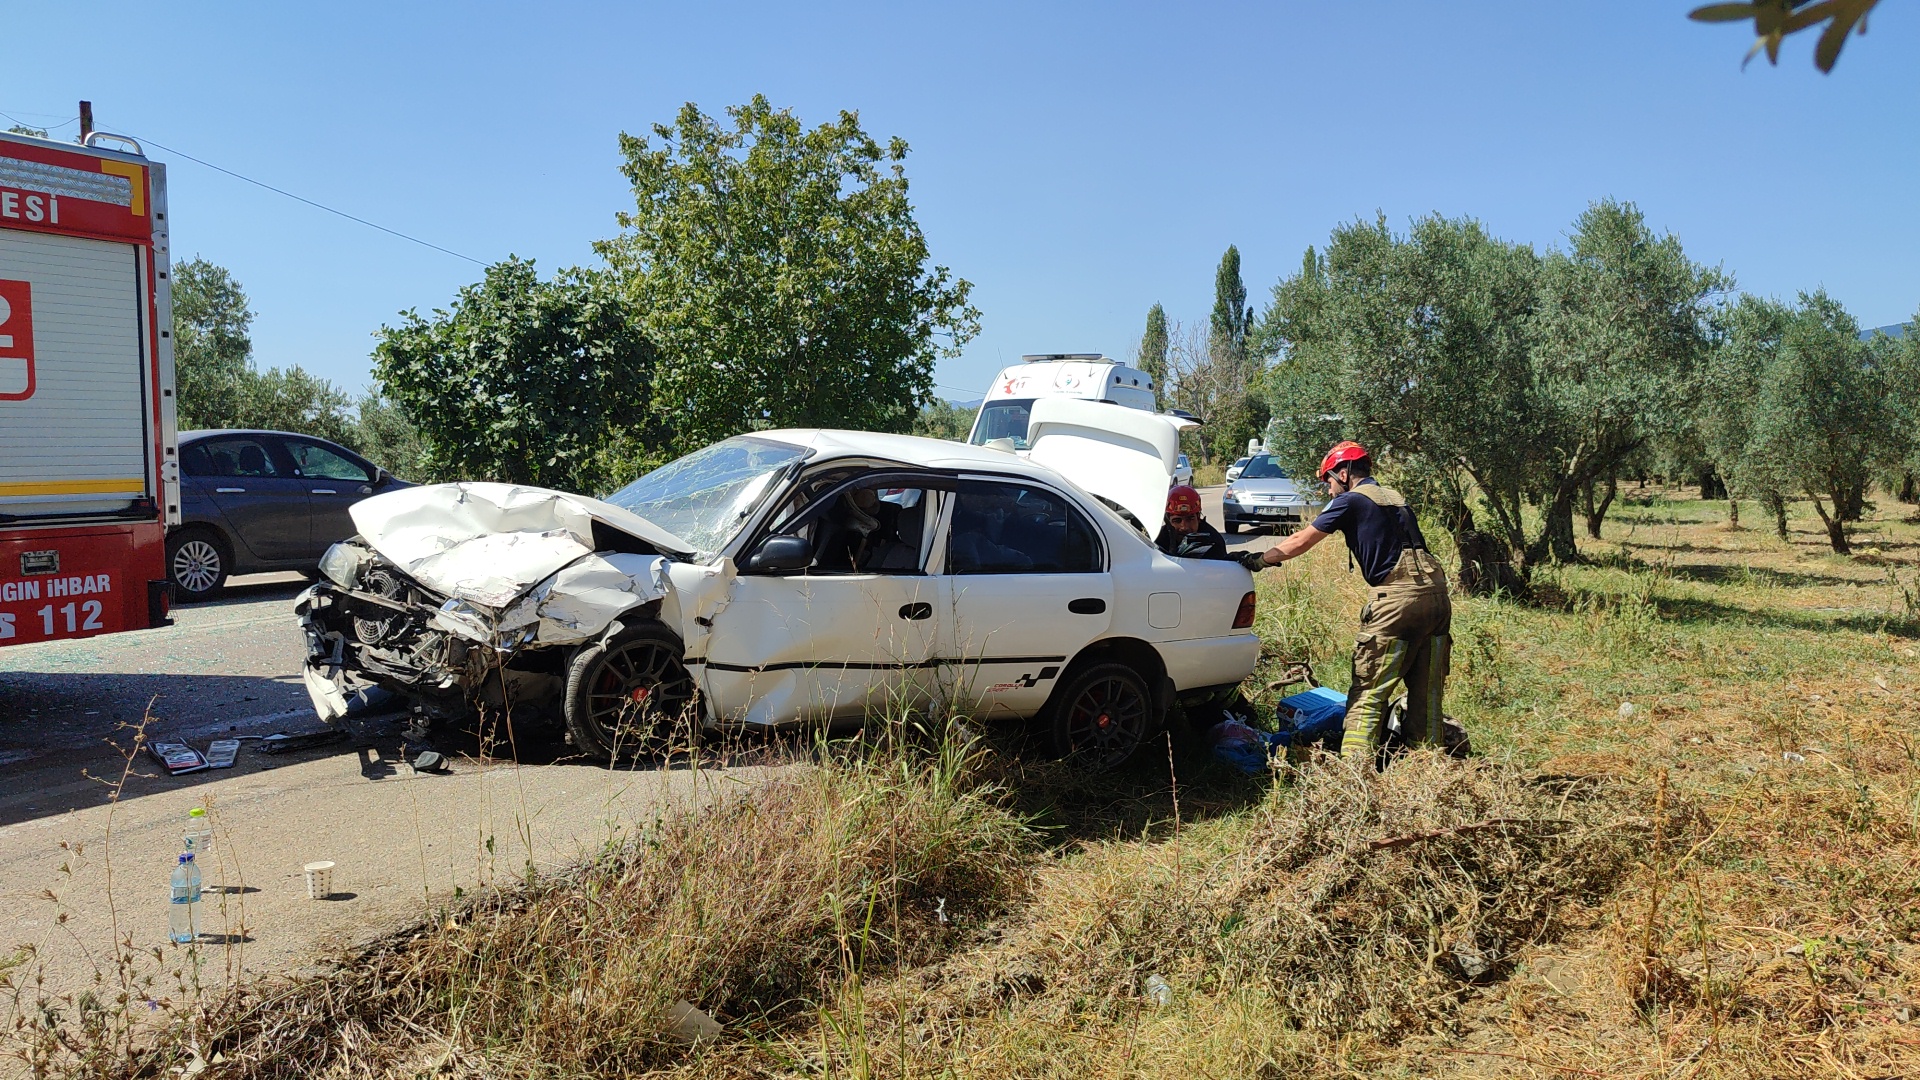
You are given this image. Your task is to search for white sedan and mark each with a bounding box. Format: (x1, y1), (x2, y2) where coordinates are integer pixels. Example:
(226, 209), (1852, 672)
(296, 401), (1260, 767)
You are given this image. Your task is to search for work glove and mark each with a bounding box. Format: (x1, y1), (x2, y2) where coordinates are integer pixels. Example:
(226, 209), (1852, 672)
(1236, 550), (1268, 571)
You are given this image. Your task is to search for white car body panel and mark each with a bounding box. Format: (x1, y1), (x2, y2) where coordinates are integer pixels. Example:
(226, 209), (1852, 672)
(1025, 397), (1181, 533)
(303, 427), (1261, 737)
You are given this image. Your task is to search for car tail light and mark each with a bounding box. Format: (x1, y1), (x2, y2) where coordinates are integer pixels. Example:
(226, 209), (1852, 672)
(1233, 590), (1256, 629)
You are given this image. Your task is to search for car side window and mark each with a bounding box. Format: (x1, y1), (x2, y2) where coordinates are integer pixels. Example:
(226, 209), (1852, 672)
(288, 440), (370, 482)
(804, 485), (932, 575)
(947, 482), (1100, 575)
(198, 437), (283, 478)
(180, 444), (215, 477)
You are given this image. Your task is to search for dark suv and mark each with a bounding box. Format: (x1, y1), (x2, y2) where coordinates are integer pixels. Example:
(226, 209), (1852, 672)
(167, 430), (410, 600)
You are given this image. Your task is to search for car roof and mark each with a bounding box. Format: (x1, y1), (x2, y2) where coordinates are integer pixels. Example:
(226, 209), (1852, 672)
(752, 429), (1066, 481)
(180, 429), (346, 444)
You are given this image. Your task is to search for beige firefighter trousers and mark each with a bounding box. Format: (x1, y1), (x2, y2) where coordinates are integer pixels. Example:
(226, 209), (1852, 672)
(1345, 547), (1453, 761)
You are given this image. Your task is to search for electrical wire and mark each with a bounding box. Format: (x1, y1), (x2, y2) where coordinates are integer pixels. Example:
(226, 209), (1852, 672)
(127, 132), (487, 267)
(0, 108), (78, 133)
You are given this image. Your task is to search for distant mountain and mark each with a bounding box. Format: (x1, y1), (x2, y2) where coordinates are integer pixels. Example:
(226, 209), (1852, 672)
(946, 398), (983, 410)
(1860, 323), (1908, 341)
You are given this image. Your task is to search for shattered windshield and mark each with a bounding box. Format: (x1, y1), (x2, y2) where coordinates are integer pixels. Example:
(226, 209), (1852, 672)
(606, 436), (809, 557)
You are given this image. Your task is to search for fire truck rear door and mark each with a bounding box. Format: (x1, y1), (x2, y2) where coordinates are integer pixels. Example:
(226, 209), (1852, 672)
(0, 229), (151, 520)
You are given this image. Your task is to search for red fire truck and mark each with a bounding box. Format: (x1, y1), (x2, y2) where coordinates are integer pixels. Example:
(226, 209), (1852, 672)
(0, 129), (178, 647)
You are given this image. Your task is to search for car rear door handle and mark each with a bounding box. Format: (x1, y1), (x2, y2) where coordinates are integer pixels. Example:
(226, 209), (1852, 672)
(311, 488), (337, 495)
(1069, 597), (1107, 615)
(215, 487), (246, 494)
(898, 602), (932, 621)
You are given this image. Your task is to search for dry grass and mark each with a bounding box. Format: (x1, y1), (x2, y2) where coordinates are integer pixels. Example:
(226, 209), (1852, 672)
(6, 729), (1031, 1078)
(9, 487), (1920, 1078)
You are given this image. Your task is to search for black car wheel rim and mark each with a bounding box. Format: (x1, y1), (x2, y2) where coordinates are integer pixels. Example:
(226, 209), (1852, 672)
(1064, 675), (1148, 760)
(584, 638), (696, 748)
(171, 540), (222, 594)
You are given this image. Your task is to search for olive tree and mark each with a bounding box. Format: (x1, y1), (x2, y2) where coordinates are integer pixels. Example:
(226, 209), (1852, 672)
(597, 97), (979, 454)
(1258, 216), (1540, 590)
(1526, 200), (1728, 562)
(373, 257), (659, 495)
(1699, 295), (1794, 536)
(1745, 291), (1899, 553)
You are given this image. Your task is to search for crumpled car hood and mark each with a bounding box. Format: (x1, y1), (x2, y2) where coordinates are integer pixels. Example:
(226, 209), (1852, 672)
(347, 482), (687, 608)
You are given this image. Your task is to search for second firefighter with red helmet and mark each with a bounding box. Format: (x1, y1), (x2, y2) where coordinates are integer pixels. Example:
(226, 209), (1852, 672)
(1155, 484), (1234, 561)
(1243, 441), (1454, 764)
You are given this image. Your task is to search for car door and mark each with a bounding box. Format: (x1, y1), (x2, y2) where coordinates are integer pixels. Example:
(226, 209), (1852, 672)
(190, 435), (312, 563)
(283, 437), (378, 558)
(701, 474), (947, 726)
(937, 478), (1112, 720)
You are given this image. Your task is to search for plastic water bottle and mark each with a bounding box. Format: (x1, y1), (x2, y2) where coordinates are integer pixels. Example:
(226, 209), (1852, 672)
(168, 853), (201, 944)
(184, 807), (213, 855)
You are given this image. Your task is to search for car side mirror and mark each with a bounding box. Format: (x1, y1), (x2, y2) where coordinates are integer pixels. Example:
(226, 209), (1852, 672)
(745, 534), (813, 573)
(371, 466), (387, 484)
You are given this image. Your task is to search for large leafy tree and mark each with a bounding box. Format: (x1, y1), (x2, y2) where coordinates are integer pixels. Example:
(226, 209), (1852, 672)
(171, 256), (256, 429)
(1746, 291), (1901, 553)
(1526, 200), (1728, 562)
(1136, 303), (1170, 411)
(597, 97), (979, 453)
(1699, 295), (1793, 536)
(1259, 216), (1540, 587)
(373, 258), (658, 495)
(1873, 315), (1920, 503)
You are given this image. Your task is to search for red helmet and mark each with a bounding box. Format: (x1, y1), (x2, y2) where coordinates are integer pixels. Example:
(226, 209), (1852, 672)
(1166, 484), (1203, 517)
(1317, 440), (1370, 481)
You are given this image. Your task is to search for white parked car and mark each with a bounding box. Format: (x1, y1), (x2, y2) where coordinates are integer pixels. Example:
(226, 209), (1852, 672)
(297, 400), (1260, 767)
(1225, 456), (1250, 482)
(1172, 453), (1193, 487)
(1222, 454), (1315, 535)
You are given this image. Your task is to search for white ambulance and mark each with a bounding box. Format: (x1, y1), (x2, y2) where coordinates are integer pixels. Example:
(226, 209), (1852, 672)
(965, 353), (1158, 451)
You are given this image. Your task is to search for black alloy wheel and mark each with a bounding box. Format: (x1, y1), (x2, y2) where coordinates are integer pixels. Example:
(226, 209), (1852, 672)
(166, 529), (230, 602)
(1050, 662), (1155, 769)
(563, 623), (699, 764)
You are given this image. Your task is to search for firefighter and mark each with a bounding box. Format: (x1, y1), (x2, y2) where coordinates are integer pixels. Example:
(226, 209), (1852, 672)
(1240, 441), (1452, 762)
(1156, 484), (1232, 560)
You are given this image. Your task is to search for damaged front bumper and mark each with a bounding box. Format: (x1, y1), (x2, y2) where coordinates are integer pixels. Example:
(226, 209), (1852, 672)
(297, 529), (673, 725)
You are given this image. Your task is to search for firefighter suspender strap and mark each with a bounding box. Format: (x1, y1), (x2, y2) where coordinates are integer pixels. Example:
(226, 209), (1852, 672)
(1350, 483), (1429, 553)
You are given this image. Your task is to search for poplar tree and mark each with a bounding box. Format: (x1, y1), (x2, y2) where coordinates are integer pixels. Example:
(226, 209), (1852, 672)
(1136, 303), (1169, 411)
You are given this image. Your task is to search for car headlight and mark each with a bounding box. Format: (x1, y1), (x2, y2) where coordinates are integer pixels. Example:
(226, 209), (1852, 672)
(1223, 486), (1237, 502)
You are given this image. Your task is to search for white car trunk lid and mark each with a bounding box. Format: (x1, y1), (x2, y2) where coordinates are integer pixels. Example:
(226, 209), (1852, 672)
(1025, 398), (1187, 531)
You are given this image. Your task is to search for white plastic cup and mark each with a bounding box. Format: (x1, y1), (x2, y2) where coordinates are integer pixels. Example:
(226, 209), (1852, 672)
(303, 861), (336, 900)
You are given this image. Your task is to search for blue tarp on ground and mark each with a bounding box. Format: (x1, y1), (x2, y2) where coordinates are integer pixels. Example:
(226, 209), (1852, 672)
(1209, 685), (1350, 774)
(1276, 685), (1348, 753)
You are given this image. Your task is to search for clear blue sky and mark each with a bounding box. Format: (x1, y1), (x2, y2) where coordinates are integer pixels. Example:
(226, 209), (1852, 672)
(5, 2), (1915, 402)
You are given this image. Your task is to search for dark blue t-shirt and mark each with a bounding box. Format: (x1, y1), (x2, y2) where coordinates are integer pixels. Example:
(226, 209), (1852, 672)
(1310, 479), (1416, 587)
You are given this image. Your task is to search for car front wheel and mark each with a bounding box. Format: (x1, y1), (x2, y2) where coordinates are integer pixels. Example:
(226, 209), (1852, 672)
(166, 529), (230, 602)
(563, 623), (699, 764)
(1050, 661), (1156, 769)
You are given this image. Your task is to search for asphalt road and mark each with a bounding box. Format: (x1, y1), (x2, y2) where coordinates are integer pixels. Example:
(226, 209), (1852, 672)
(0, 572), (774, 1007)
(0, 490), (1276, 1005)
